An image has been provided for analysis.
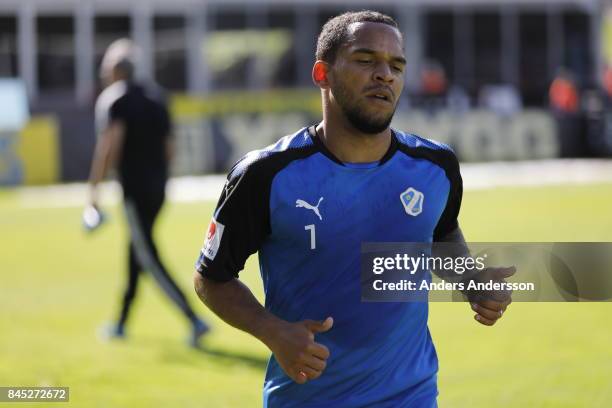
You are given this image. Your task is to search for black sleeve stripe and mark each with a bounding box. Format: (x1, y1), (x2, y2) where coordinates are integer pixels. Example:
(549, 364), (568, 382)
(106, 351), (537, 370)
(213, 171), (246, 218)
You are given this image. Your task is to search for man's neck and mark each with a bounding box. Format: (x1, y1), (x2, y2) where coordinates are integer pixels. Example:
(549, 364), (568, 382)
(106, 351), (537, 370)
(316, 118), (392, 164)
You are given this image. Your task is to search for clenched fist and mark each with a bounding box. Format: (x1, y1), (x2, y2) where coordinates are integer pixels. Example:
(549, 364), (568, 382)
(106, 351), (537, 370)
(263, 317), (333, 384)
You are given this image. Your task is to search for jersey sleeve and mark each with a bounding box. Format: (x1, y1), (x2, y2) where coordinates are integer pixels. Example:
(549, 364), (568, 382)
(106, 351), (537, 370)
(94, 82), (126, 136)
(94, 97), (114, 137)
(195, 164), (270, 282)
(433, 150), (463, 241)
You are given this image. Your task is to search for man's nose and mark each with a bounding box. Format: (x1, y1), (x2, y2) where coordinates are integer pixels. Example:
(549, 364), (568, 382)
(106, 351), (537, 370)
(374, 63), (394, 83)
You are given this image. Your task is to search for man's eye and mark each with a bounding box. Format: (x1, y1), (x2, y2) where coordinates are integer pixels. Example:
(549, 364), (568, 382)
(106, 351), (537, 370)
(358, 60), (372, 64)
(393, 66), (404, 73)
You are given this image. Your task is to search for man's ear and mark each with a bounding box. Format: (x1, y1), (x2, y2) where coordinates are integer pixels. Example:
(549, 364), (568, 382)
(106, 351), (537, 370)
(312, 60), (331, 89)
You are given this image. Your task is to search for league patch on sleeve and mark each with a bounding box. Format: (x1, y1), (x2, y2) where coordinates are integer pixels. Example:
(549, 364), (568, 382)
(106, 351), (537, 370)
(202, 218), (225, 260)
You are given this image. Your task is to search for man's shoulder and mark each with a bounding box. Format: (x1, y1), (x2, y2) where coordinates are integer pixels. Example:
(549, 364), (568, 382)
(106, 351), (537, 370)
(393, 129), (460, 176)
(94, 81), (130, 133)
(227, 127), (316, 182)
(95, 81), (128, 112)
(393, 129), (455, 154)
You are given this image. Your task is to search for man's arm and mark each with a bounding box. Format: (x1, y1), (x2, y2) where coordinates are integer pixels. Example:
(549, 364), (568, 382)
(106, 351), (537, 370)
(432, 225), (471, 282)
(437, 226), (514, 326)
(87, 121), (125, 205)
(438, 225), (468, 249)
(193, 272), (332, 383)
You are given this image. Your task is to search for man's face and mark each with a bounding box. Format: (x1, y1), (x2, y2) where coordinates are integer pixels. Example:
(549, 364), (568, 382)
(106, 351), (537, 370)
(328, 22), (406, 134)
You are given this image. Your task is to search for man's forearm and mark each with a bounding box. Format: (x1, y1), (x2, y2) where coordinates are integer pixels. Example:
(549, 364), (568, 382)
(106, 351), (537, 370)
(193, 273), (282, 347)
(87, 138), (112, 205)
(432, 226), (473, 282)
(88, 138), (111, 187)
(88, 122), (125, 190)
(439, 226), (467, 247)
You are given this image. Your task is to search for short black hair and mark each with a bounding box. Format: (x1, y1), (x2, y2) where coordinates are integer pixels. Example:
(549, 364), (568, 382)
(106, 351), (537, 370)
(315, 10), (400, 64)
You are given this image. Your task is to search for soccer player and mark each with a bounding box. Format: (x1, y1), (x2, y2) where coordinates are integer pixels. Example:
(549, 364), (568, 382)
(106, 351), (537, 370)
(193, 11), (511, 407)
(88, 39), (208, 346)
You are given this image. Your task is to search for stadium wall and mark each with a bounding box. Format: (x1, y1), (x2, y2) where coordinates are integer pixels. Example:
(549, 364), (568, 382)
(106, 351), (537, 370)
(3, 88), (612, 185)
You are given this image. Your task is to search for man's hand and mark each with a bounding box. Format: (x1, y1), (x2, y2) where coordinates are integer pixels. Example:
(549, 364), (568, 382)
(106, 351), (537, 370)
(470, 297), (512, 326)
(193, 276), (332, 385)
(466, 266), (515, 326)
(263, 317), (333, 384)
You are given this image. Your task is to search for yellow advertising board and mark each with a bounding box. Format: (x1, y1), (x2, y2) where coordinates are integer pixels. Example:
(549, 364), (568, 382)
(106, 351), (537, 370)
(0, 115), (59, 186)
(17, 116), (60, 185)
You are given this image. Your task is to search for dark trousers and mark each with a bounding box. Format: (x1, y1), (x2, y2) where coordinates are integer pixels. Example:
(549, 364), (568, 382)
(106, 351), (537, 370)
(118, 187), (197, 328)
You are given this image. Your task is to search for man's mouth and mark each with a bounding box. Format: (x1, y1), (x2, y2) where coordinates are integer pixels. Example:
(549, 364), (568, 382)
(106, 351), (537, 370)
(365, 88), (393, 103)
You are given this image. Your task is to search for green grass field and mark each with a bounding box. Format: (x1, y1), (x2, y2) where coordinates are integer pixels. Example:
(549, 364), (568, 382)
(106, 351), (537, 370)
(1, 183), (611, 407)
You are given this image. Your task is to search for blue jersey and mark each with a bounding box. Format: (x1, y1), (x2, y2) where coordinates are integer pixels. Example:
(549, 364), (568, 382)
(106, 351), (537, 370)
(196, 126), (462, 407)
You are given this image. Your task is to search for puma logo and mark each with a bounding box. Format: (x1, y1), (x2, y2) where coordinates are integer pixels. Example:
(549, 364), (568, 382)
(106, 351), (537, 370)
(296, 197), (324, 221)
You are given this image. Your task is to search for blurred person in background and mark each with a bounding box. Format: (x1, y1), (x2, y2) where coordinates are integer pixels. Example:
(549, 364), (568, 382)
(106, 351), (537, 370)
(603, 65), (612, 101)
(581, 65), (612, 156)
(414, 60), (449, 113)
(411, 60), (470, 114)
(478, 85), (522, 117)
(549, 68), (585, 156)
(87, 39), (209, 347)
(421, 60), (448, 96)
(549, 68), (580, 114)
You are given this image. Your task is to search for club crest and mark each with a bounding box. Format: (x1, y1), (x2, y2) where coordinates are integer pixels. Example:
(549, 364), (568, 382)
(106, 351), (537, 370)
(400, 187), (424, 216)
